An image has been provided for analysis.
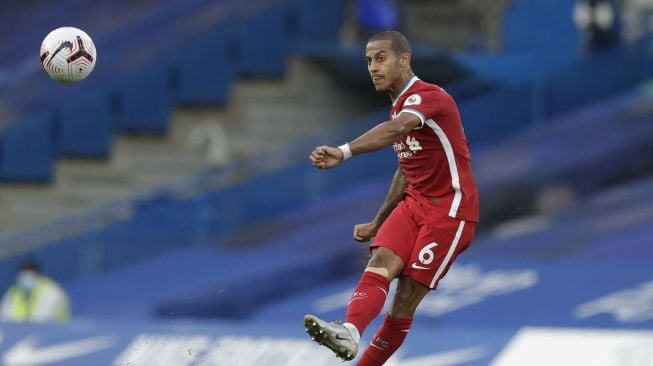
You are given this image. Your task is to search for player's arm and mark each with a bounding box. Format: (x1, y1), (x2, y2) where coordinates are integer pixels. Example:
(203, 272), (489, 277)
(308, 112), (421, 169)
(353, 167), (407, 242)
(349, 112), (421, 156)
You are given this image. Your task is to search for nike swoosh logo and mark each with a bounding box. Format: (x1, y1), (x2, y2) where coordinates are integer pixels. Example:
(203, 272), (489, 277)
(335, 334), (350, 341)
(47, 41), (73, 66)
(411, 263), (430, 270)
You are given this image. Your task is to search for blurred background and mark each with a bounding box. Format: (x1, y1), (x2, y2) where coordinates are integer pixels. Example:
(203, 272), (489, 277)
(0, 0), (653, 365)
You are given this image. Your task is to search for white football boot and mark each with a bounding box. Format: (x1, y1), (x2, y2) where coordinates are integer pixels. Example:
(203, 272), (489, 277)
(304, 314), (358, 361)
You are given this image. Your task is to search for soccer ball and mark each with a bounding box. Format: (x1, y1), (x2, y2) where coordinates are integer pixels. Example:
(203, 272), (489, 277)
(40, 27), (96, 83)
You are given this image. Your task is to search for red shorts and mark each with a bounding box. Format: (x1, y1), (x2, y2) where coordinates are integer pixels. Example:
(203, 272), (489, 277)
(371, 195), (476, 289)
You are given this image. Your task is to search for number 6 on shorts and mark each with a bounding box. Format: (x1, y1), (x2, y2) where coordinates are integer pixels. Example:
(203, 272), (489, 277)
(418, 242), (438, 265)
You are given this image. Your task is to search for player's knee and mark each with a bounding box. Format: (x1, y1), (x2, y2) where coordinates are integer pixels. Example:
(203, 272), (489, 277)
(366, 248), (404, 279)
(366, 254), (386, 269)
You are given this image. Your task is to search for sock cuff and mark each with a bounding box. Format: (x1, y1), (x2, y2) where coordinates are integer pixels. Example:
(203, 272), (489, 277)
(384, 314), (413, 330)
(361, 271), (390, 290)
(343, 322), (361, 344)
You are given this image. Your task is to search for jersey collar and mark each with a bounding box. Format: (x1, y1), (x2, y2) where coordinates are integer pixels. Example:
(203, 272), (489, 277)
(391, 75), (420, 107)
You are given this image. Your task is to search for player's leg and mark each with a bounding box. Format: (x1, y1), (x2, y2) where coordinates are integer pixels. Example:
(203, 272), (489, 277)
(304, 201), (415, 361)
(356, 205), (477, 365)
(357, 276), (428, 366)
(343, 199), (416, 339)
(344, 246), (405, 336)
(304, 247), (405, 361)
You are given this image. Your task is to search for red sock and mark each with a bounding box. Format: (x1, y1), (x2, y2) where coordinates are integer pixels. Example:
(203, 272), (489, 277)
(344, 271), (390, 336)
(357, 315), (413, 366)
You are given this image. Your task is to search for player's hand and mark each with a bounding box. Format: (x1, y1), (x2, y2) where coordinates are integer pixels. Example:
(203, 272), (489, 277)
(308, 146), (344, 170)
(353, 222), (379, 242)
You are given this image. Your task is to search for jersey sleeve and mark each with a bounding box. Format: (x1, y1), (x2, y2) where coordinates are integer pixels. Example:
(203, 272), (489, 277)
(398, 91), (440, 129)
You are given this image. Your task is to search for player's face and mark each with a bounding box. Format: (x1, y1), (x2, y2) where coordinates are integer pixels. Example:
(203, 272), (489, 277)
(366, 40), (403, 92)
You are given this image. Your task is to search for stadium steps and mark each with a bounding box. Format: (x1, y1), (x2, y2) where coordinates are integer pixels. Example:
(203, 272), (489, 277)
(0, 57), (378, 236)
(174, 57), (383, 158)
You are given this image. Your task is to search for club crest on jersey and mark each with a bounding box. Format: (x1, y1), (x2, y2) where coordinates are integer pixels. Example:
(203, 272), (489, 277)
(404, 94), (422, 106)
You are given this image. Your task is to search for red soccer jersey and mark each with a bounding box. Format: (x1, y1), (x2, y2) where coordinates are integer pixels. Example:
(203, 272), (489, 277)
(390, 76), (479, 222)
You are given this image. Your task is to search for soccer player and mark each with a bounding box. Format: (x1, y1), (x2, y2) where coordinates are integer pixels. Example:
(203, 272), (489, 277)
(304, 31), (479, 365)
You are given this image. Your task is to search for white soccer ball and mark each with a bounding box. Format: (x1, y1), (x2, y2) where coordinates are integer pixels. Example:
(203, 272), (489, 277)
(40, 27), (96, 83)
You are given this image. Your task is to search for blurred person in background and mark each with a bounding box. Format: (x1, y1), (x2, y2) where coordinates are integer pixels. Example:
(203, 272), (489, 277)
(574, 0), (621, 53)
(356, 0), (399, 40)
(305, 31), (478, 365)
(342, 0), (399, 43)
(0, 260), (70, 323)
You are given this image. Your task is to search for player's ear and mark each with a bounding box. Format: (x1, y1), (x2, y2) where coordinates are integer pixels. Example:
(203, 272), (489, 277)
(400, 53), (410, 68)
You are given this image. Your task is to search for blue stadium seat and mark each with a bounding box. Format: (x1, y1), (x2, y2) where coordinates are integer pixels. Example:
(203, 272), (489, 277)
(235, 5), (290, 77)
(171, 25), (235, 105)
(113, 65), (173, 133)
(0, 111), (55, 181)
(56, 89), (114, 157)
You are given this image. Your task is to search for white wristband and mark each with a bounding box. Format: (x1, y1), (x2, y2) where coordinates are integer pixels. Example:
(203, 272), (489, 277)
(338, 143), (352, 160)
